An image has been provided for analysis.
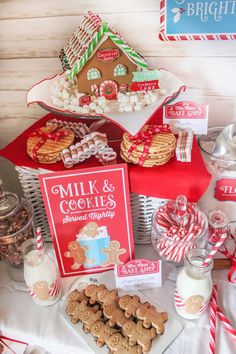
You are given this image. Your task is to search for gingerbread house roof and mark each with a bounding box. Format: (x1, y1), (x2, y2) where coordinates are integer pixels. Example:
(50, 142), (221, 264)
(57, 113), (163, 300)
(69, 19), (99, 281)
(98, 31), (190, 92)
(60, 11), (148, 80)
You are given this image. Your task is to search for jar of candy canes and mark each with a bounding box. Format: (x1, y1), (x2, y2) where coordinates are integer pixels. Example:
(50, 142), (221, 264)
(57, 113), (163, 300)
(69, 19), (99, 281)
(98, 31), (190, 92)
(175, 248), (213, 319)
(21, 238), (62, 306)
(198, 127), (236, 223)
(151, 195), (208, 266)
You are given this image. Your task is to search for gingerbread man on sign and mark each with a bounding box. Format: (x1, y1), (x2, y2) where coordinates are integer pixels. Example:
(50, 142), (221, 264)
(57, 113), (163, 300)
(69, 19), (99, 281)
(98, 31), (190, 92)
(101, 240), (126, 266)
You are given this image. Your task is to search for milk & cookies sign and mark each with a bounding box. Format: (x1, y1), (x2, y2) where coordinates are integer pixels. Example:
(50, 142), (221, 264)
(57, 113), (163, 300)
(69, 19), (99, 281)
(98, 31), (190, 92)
(159, 0), (236, 40)
(39, 164), (134, 277)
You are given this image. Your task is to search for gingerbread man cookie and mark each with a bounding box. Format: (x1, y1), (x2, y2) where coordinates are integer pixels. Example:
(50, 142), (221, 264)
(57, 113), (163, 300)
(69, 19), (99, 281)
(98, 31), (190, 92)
(184, 295), (204, 314)
(90, 320), (119, 347)
(68, 289), (89, 303)
(122, 320), (157, 354)
(66, 299), (88, 324)
(101, 240), (126, 266)
(97, 287), (119, 305)
(119, 295), (141, 318)
(82, 222), (99, 238)
(136, 304), (168, 334)
(85, 284), (107, 304)
(33, 281), (50, 301)
(103, 303), (127, 327)
(80, 307), (103, 333)
(108, 333), (142, 354)
(64, 241), (87, 270)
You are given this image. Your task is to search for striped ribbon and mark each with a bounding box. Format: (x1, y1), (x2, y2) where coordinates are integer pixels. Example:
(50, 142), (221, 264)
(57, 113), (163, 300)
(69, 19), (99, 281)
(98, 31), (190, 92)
(49, 276), (62, 297)
(127, 124), (171, 166)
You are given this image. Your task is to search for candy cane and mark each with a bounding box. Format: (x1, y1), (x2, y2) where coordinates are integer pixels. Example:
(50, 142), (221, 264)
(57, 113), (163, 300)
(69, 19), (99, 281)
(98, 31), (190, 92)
(217, 308), (236, 341)
(91, 84), (99, 97)
(209, 285), (218, 354)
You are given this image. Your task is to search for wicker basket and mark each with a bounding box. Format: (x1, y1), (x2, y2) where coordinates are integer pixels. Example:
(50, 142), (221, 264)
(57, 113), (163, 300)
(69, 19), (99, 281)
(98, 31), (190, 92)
(15, 166), (168, 244)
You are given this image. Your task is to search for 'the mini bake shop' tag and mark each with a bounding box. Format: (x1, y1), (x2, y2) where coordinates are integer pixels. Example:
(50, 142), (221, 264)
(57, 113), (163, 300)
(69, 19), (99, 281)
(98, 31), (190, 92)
(214, 176), (236, 202)
(115, 258), (162, 291)
(163, 101), (208, 134)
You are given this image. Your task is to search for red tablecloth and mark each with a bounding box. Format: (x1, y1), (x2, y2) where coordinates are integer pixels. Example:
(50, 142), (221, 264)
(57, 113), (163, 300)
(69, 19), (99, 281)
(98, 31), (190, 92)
(0, 110), (211, 202)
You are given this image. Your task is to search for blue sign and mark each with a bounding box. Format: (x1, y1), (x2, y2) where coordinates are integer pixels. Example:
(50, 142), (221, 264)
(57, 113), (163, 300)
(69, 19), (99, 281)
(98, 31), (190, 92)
(160, 0), (236, 40)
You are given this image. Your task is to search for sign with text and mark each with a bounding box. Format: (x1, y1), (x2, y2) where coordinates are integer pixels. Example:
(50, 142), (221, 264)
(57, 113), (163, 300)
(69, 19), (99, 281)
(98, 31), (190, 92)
(97, 49), (120, 63)
(159, 0), (236, 41)
(215, 176), (236, 201)
(163, 101), (208, 134)
(115, 259), (162, 291)
(39, 164), (134, 277)
(130, 80), (159, 92)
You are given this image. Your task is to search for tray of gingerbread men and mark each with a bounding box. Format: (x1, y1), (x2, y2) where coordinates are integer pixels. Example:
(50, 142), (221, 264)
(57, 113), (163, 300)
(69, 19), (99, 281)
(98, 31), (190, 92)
(60, 270), (183, 354)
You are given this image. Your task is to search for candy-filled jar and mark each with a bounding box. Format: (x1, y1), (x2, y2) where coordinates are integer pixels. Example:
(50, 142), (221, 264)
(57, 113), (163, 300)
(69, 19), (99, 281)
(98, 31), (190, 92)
(21, 239), (62, 306)
(151, 195), (208, 266)
(175, 248), (213, 320)
(0, 180), (34, 280)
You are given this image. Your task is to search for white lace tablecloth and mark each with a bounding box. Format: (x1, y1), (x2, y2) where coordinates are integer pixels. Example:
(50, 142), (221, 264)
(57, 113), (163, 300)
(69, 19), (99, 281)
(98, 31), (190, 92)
(0, 245), (235, 354)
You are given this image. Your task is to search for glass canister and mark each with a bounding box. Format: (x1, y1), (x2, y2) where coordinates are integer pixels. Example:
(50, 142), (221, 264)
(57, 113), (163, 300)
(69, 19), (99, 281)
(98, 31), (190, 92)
(0, 180), (34, 280)
(175, 248), (213, 320)
(151, 195), (208, 266)
(198, 127), (236, 223)
(21, 238), (62, 306)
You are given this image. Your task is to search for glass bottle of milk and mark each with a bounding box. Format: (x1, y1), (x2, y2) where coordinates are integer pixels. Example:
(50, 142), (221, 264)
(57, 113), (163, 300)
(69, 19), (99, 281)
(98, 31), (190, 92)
(175, 248), (213, 320)
(21, 239), (62, 306)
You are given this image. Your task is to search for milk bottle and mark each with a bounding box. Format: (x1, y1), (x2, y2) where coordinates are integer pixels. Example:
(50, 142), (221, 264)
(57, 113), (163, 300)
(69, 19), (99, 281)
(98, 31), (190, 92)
(21, 239), (61, 306)
(175, 248), (213, 320)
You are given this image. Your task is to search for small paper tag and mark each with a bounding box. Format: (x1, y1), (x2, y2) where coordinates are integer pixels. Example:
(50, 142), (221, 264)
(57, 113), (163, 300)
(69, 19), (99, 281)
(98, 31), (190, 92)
(115, 258), (162, 291)
(79, 95), (92, 107)
(163, 101), (208, 134)
(130, 80), (159, 92)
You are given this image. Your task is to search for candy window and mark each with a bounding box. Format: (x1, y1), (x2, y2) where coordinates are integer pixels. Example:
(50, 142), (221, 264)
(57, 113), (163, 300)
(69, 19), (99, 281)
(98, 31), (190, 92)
(87, 68), (101, 80)
(114, 64), (127, 77)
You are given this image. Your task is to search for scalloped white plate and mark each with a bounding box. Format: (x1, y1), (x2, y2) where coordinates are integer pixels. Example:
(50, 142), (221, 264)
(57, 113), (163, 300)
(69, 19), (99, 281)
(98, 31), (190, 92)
(27, 69), (185, 136)
(59, 271), (183, 354)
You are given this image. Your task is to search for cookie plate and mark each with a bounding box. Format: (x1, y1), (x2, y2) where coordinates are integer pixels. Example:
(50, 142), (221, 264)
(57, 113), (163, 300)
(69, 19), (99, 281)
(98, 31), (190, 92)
(59, 271), (183, 354)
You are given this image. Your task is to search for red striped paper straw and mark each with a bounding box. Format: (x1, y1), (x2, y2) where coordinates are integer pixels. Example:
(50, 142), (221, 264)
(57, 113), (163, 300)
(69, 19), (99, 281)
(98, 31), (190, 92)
(217, 307), (236, 341)
(36, 227), (44, 256)
(202, 232), (228, 267)
(209, 285), (218, 354)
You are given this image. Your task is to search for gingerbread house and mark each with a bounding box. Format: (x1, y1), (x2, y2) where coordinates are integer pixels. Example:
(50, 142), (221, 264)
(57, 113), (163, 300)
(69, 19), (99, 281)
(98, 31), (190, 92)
(60, 11), (148, 100)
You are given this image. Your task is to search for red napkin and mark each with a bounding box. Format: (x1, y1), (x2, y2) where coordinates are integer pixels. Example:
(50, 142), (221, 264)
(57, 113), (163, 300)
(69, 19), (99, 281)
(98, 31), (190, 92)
(0, 110), (211, 202)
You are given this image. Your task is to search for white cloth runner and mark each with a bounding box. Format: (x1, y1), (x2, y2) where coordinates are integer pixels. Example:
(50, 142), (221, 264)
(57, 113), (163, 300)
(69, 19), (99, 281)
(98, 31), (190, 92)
(0, 245), (235, 354)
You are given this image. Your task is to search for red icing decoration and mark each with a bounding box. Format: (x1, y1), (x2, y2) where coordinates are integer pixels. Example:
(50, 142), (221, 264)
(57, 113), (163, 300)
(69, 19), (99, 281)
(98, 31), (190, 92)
(79, 95), (92, 107)
(130, 80), (159, 92)
(100, 80), (118, 100)
(96, 49), (119, 63)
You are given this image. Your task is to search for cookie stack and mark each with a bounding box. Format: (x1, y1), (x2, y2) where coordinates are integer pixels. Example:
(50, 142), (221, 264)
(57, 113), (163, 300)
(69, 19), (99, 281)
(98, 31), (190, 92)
(120, 125), (176, 167)
(65, 284), (168, 354)
(27, 125), (74, 164)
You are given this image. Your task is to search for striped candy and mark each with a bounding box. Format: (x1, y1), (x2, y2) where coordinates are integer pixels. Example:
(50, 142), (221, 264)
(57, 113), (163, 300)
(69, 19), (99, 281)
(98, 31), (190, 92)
(217, 308), (236, 341)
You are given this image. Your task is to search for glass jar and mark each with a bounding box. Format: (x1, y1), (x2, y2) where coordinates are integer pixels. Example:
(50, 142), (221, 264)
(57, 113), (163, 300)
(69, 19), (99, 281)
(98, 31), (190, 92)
(175, 248), (213, 320)
(21, 239), (62, 306)
(198, 127), (236, 223)
(151, 195), (208, 266)
(0, 180), (34, 280)
(208, 209), (229, 247)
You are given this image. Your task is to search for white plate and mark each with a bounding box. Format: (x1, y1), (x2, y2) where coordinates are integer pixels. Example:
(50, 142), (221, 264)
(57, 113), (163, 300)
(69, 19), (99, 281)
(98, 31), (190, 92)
(26, 69), (185, 136)
(59, 271), (183, 354)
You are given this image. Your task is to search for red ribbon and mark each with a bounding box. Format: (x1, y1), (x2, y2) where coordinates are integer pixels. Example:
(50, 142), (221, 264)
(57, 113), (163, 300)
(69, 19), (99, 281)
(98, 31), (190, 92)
(128, 124), (171, 165)
(30, 127), (69, 162)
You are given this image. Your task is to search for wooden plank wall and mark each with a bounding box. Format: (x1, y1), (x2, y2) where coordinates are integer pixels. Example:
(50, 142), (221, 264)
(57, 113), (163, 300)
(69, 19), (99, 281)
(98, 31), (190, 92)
(1, 0), (236, 192)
